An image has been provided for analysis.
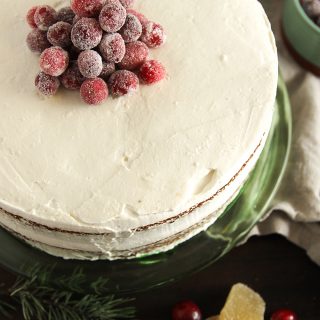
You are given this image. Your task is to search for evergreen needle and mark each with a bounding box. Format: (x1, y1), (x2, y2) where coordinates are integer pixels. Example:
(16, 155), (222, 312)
(0, 265), (136, 320)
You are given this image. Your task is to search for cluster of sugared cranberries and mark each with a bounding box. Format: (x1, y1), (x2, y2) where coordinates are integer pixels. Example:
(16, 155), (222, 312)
(26, 0), (166, 106)
(301, 0), (320, 26)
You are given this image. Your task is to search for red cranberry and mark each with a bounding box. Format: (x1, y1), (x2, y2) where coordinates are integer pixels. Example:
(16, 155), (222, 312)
(71, 17), (103, 50)
(119, 0), (135, 9)
(271, 309), (298, 320)
(34, 5), (57, 31)
(141, 21), (166, 48)
(99, 1), (126, 33)
(172, 301), (202, 320)
(35, 72), (60, 96)
(57, 7), (75, 24)
(139, 60), (166, 85)
(40, 47), (69, 77)
(100, 61), (116, 80)
(108, 70), (139, 96)
(80, 78), (109, 105)
(60, 62), (86, 90)
(127, 9), (148, 25)
(119, 14), (142, 43)
(26, 6), (39, 29)
(99, 33), (126, 63)
(26, 29), (51, 54)
(119, 41), (148, 70)
(47, 22), (72, 47)
(71, 0), (105, 18)
(78, 50), (103, 78)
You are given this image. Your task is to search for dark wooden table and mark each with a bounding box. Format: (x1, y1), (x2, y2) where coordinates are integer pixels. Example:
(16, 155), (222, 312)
(1, 234), (319, 319)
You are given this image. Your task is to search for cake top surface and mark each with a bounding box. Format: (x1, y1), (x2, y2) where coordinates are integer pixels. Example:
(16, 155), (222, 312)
(0, 0), (277, 231)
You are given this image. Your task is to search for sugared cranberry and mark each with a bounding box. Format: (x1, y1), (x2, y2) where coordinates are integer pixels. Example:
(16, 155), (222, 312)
(73, 15), (81, 25)
(78, 50), (103, 78)
(119, 14), (142, 43)
(172, 301), (202, 320)
(271, 309), (298, 320)
(60, 61), (86, 90)
(126, 9), (148, 25)
(35, 72), (60, 96)
(26, 6), (39, 29)
(99, 0), (126, 33)
(139, 60), (166, 85)
(47, 22), (72, 47)
(26, 29), (51, 54)
(40, 47), (69, 77)
(108, 70), (139, 96)
(34, 5), (57, 31)
(141, 21), (166, 48)
(100, 61), (116, 80)
(71, 0), (105, 18)
(71, 18), (103, 50)
(119, 41), (148, 70)
(57, 7), (75, 24)
(99, 33), (126, 63)
(80, 78), (109, 105)
(119, 0), (135, 9)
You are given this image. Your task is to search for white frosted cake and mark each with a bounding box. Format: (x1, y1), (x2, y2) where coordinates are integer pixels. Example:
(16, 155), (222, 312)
(0, 0), (278, 260)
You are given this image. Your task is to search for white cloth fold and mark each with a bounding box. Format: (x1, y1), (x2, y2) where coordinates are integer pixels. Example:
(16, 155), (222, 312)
(249, 1), (320, 265)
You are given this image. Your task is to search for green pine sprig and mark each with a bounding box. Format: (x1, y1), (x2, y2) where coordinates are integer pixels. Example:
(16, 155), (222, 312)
(0, 265), (136, 320)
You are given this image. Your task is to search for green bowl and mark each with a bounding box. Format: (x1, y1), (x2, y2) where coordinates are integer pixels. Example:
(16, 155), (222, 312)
(282, 0), (320, 74)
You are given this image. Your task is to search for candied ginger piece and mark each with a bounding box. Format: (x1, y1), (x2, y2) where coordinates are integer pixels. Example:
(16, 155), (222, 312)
(219, 283), (265, 320)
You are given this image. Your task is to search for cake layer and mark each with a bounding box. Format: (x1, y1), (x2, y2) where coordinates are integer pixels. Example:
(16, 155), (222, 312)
(0, 0), (278, 259)
(0, 135), (265, 260)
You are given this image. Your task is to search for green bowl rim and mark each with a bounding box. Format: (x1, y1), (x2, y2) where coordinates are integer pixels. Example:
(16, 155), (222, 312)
(293, 0), (320, 33)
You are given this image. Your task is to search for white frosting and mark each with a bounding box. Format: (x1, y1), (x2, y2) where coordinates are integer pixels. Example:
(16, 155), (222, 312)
(0, 0), (278, 259)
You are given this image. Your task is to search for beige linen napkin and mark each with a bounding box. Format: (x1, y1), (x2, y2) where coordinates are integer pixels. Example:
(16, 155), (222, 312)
(249, 0), (320, 265)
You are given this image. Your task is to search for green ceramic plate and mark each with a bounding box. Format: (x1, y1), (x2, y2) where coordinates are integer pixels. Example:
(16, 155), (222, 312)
(0, 75), (292, 294)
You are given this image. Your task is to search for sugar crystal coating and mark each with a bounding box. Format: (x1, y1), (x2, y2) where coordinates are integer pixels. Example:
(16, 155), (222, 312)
(78, 50), (103, 78)
(71, 0), (106, 18)
(57, 7), (76, 24)
(26, 0), (167, 105)
(60, 61), (86, 90)
(119, 14), (142, 43)
(40, 46), (70, 77)
(119, 41), (148, 70)
(71, 17), (103, 50)
(119, 0), (135, 9)
(35, 71), (60, 96)
(99, 33), (126, 63)
(141, 21), (166, 48)
(99, 0), (126, 32)
(80, 78), (109, 105)
(73, 15), (81, 25)
(126, 9), (148, 25)
(100, 61), (116, 80)
(34, 5), (57, 31)
(139, 60), (166, 85)
(26, 6), (39, 29)
(47, 21), (72, 47)
(26, 29), (51, 54)
(108, 70), (139, 96)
